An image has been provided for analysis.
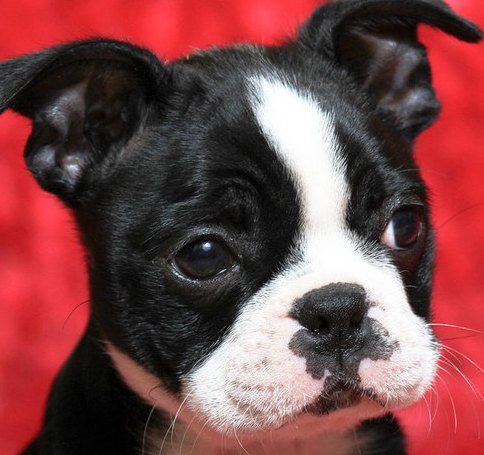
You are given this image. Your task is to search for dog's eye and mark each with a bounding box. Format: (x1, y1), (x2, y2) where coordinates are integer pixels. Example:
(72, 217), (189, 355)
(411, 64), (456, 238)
(382, 207), (424, 250)
(173, 239), (236, 279)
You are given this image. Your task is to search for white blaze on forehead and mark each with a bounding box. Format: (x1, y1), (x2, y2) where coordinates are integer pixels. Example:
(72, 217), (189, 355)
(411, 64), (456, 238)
(250, 75), (349, 236)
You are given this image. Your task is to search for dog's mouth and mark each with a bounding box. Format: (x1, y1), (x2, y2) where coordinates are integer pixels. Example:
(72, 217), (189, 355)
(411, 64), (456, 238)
(267, 377), (386, 434)
(306, 377), (385, 416)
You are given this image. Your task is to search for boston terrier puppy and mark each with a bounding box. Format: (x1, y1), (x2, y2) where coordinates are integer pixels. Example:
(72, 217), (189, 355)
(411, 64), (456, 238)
(1, 0), (481, 454)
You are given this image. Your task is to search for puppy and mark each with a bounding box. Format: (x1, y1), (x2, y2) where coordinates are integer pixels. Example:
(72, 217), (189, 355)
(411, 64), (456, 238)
(1, 0), (481, 454)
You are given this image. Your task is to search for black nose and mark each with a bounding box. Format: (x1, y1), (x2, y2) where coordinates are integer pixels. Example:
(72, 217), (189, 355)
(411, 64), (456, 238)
(290, 283), (369, 352)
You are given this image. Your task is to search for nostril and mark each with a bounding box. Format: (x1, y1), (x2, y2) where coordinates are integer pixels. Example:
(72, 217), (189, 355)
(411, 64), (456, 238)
(316, 316), (330, 334)
(350, 312), (364, 329)
(306, 316), (330, 335)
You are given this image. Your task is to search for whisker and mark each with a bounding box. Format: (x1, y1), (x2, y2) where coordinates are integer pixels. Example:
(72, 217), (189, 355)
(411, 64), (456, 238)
(396, 167), (449, 178)
(178, 414), (197, 455)
(442, 345), (484, 375)
(421, 393), (433, 435)
(62, 299), (89, 330)
(438, 356), (483, 439)
(439, 352), (483, 401)
(189, 417), (211, 455)
(435, 202), (484, 231)
(255, 428), (270, 455)
(158, 391), (192, 455)
(234, 428), (252, 455)
(428, 382), (440, 426)
(352, 427), (364, 455)
(432, 371), (452, 444)
(429, 323), (484, 335)
(142, 385), (162, 455)
(436, 364), (459, 433)
(440, 333), (484, 342)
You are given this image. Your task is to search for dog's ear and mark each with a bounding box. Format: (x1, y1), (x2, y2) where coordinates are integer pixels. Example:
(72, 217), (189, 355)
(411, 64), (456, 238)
(0, 39), (166, 206)
(298, 0), (482, 140)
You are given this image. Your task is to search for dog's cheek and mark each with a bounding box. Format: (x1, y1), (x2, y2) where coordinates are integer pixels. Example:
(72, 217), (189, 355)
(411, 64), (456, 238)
(358, 304), (439, 406)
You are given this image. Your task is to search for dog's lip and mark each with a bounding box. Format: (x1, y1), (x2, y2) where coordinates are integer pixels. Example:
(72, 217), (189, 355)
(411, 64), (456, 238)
(302, 379), (386, 417)
(265, 383), (386, 434)
(271, 388), (384, 432)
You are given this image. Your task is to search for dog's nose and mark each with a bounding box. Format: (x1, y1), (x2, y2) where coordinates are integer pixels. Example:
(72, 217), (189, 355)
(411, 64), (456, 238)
(290, 283), (370, 352)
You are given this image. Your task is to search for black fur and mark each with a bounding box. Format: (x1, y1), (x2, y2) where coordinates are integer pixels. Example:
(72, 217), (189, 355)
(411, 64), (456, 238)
(0, 1), (481, 454)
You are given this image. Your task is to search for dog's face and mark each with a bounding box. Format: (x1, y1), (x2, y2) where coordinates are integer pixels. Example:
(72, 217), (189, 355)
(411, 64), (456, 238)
(1, 0), (481, 438)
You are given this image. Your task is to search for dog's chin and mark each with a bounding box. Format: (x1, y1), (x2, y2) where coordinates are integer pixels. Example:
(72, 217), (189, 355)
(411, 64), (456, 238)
(265, 390), (387, 437)
(208, 388), (388, 438)
(106, 342), (390, 440)
(305, 377), (423, 418)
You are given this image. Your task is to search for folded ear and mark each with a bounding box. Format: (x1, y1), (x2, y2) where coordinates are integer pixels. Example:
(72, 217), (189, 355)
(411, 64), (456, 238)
(298, 0), (482, 140)
(0, 39), (166, 206)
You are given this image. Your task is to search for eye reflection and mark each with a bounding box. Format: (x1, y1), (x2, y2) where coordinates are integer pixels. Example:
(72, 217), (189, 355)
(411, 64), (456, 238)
(382, 207), (424, 250)
(173, 238), (236, 279)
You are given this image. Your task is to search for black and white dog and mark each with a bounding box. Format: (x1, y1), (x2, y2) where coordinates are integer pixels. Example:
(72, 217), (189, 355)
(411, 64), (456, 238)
(1, 0), (481, 453)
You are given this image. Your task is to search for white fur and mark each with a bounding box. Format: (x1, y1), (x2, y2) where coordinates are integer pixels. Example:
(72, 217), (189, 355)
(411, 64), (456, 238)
(249, 75), (348, 236)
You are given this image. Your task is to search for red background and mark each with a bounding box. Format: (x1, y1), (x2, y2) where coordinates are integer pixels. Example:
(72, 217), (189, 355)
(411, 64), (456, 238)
(0, 0), (483, 453)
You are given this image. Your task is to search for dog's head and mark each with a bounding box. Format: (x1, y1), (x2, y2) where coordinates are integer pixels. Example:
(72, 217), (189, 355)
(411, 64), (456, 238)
(1, 0), (481, 437)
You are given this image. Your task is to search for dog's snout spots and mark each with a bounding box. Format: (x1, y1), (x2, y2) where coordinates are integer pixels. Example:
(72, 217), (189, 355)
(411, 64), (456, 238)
(288, 284), (399, 380)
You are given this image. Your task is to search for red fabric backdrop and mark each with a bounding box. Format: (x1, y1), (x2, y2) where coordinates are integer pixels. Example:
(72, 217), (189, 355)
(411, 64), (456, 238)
(0, 0), (483, 453)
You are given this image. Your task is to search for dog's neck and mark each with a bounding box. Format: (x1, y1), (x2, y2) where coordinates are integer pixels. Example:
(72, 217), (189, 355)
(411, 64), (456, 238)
(144, 427), (357, 455)
(107, 343), (371, 455)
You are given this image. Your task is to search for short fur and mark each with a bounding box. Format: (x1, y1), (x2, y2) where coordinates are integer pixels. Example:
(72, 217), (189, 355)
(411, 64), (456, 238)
(0, 1), (481, 454)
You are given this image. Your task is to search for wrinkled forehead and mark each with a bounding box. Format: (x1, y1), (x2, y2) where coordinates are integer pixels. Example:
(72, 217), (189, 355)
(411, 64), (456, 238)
(161, 70), (355, 235)
(123, 60), (424, 252)
(241, 68), (424, 226)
